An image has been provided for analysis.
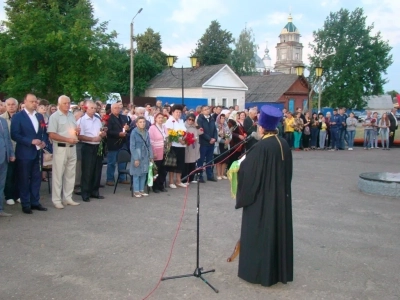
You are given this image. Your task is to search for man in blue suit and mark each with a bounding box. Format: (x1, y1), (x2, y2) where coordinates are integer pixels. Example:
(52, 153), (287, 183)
(11, 94), (48, 214)
(0, 115), (15, 217)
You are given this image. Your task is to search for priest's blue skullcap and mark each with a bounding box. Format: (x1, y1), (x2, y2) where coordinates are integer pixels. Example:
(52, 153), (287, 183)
(258, 105), (283, 130)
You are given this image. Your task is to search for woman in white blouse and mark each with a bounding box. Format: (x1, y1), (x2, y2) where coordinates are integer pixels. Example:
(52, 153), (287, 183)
(165, 105), (187, 188)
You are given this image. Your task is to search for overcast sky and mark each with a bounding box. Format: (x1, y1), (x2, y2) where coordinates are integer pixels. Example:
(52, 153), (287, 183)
(1, 0), (398, 92)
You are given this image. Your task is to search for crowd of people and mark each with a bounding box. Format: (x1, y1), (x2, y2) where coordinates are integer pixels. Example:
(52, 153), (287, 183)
(0, 95), (259, 215)
(1, 93), (398, 216)
(281, 107), (398, 151)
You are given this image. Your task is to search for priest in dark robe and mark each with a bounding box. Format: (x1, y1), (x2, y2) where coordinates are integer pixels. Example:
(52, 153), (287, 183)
(235, 105), (293, 287)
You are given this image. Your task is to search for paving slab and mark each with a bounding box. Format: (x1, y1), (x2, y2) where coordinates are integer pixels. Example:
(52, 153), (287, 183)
(1, 147), (400, 300)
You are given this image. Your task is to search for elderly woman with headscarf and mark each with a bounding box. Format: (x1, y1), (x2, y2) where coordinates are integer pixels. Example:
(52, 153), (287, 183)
(227, 115), (246, 168)
(130, 116), (153, 198)
(182, 113), (202, 183)
(214, 113), (231, 180)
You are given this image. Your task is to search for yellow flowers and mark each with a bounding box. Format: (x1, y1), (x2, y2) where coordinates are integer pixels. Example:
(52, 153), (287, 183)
(167, 129), (186, 143)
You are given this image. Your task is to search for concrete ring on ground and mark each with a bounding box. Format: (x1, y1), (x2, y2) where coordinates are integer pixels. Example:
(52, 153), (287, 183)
(358, 172), (400, 198)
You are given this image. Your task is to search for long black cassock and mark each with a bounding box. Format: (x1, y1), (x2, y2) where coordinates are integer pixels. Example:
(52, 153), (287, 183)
(235, 135), (293, 287)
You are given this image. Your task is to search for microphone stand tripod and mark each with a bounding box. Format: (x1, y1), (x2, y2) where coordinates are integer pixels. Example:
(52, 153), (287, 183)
(161, 136), (252, 293)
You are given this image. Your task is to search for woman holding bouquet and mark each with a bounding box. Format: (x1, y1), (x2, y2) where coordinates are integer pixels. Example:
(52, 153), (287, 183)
(130, 116), (153, 198)
(214, 114), (231, 180)
(182, 113), (202, 183)
(148, 113), (168, 193)
(165, 105), (187, 188)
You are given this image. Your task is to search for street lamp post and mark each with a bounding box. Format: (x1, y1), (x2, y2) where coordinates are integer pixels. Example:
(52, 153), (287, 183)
(166, 55), (198, 105)
(295, 65), (323, 112)
(130, 8), (143, 106)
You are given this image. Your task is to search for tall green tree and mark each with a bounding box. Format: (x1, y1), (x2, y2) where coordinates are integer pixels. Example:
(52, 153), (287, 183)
(136, 28), (166, 68)
(231, 27), (257, 75)
(0, 0), (119, 101)
(309, 7), (393, 109)
(192, 20), (233, 66)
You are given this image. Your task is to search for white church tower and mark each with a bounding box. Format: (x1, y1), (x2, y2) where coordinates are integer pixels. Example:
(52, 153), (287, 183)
(262, 41), (272, 71)
(274, 14), (304, 74)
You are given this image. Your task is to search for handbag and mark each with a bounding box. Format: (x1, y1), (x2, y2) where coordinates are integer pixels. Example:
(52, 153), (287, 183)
(164, 149), (177, 167)
(43, 149), (53, 167)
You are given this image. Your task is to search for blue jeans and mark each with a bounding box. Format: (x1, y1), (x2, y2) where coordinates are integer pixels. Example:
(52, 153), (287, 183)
(0, 159), (8, 212)
(106, 151), (127, 182)
(363, 129), (372, 148)
(310, 127), (319, 147)
(347, 130), (355, 148)
(380, 128), (389, 148)
(319, 130), (327, 149)
(330, 128), (340, 149)
(371, 130), (378, 148)
(133, 174), (147, 192)
(339, 129), (348, 149)
(197, 145), (215, 179)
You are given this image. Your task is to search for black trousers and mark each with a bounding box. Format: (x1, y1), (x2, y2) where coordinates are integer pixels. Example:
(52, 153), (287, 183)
(389, 129), (396, 148)
(81, 143), (103, 198)
(153, 159), (167, 190)
(182, 162), (196, 183)
(4, 161), (18, 200)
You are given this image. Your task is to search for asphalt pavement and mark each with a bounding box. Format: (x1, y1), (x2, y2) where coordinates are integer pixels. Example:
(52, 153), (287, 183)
(1, 147), (399, 300)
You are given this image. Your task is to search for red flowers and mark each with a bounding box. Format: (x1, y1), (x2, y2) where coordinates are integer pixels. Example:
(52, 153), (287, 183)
(184, 132), (196, 146)
(40, 120), (46, 129)
(101, 114), (110, 126)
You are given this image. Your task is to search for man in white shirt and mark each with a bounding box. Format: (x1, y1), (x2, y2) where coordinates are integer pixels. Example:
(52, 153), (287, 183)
(78, 101), (106, 202)
(47, 95), (80, 209)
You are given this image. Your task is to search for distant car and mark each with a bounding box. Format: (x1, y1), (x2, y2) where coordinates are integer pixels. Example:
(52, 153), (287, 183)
(352, 111), (361, 120)
(358, 113), (367, 122)
(396, 113), (400, 121)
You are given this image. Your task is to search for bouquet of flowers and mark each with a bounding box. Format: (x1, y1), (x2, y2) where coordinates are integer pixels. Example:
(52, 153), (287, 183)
(167, 129), (186, 144)
(97, 114), (109, 156)
(224, 129), (232, 149)
(101, 114), (110, 127)
(184, 132), (196, 148)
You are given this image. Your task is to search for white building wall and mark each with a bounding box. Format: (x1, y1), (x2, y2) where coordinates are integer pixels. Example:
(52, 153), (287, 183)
(145, 87), (246, 110)
(202, 88), (246, 110)
(145, 88), (203, 98)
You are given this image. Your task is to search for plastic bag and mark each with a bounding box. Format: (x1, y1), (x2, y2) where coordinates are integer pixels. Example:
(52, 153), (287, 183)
(147, 162), (154, 187)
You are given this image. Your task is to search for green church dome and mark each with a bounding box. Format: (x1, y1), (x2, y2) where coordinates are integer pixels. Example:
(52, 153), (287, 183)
(281, 14), (299, 34)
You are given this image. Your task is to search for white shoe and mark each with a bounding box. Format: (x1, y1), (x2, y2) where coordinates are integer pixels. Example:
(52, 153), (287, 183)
(169, 184), (177, 189)
(63, 200), (80, 206)
(348, 148), (353, 151)
(134, 192), (142, 198)
(190, 180), (198, 183)
(0, 211), (12, 217)
(177, 183), (187, 188)
(6, 199), (15, 205)
(16, 198), (21, 203)
(222, 176), (228, 179)
(54, 203), (64, 209)
(217, 176), (222, 180)
(371, 146), (374, 149)
(140, 192), (149, 196)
